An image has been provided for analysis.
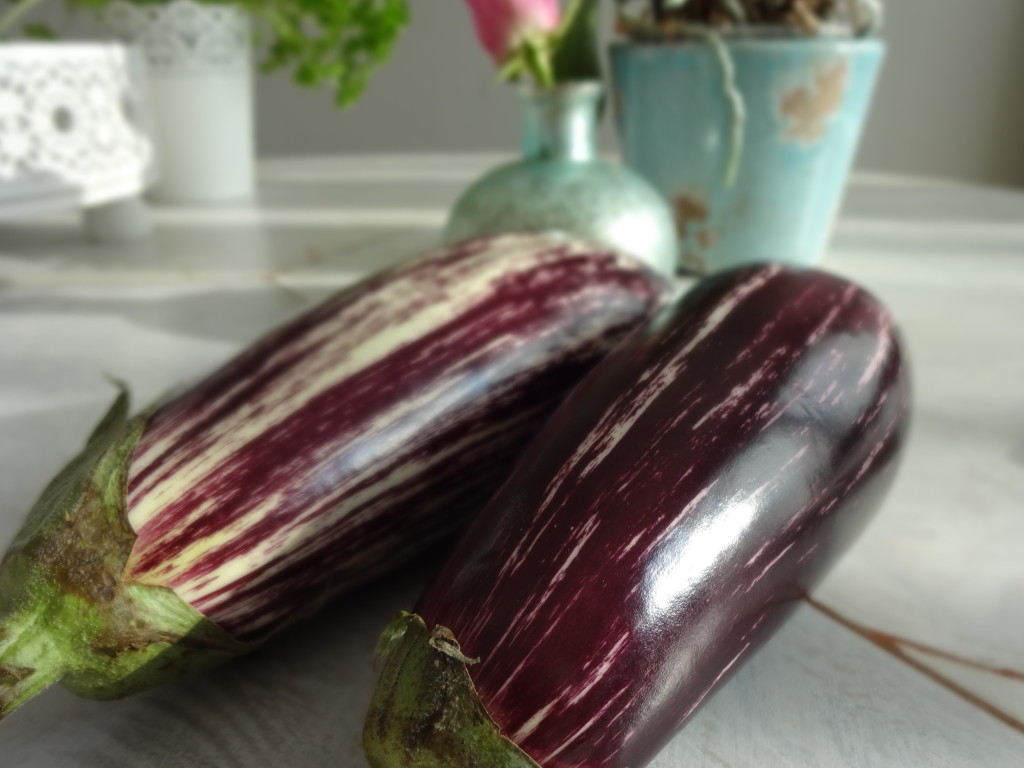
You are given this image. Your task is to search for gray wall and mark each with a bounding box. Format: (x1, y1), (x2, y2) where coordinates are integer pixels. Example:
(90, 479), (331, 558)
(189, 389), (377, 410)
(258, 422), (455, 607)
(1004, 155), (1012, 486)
(857, 0), (1024, 188)
(252, 1), (520, 156)
(39, 0), (1024, 187)
(251, 0), (1024, 188)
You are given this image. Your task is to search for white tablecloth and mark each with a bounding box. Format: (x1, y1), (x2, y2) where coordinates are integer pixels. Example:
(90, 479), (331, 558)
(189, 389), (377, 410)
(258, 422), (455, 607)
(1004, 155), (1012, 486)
(0, 156), (1021, 766)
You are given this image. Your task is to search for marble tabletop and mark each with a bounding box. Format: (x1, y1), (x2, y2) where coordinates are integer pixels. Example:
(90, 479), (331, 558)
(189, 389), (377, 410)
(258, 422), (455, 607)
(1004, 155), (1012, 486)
(0, 155), (1022, 766)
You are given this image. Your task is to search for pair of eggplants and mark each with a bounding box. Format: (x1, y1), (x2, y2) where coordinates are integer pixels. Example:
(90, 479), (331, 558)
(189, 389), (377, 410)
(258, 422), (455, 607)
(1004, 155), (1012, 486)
(0, 233), (909, 768)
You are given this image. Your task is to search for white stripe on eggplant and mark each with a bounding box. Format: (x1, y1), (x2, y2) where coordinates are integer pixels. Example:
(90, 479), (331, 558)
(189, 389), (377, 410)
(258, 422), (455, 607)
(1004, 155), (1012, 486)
(123, 234), (666, 638)
(409, 265), (909, 768)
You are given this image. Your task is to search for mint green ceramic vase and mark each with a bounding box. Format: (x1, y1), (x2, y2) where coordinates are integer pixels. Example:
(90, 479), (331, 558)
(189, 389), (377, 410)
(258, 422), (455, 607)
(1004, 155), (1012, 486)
(443, 82), (678, 278)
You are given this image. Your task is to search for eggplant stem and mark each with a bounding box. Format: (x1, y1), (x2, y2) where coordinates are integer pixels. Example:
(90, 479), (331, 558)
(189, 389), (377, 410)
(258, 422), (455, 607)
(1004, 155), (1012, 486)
(0, 597), (67, 720)
(363, 612), (540, 768)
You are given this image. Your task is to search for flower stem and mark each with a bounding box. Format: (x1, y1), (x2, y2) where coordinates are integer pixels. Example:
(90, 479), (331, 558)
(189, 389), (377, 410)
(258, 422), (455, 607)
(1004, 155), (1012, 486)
(701, 28), (746, 187)
(614, 15), (747, 187)
(521, 38), (555, 89)
(0, 0), (51, 39)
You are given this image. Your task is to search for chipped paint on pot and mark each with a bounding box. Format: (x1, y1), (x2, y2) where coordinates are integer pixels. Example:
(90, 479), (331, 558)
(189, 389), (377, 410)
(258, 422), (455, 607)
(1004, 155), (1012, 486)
(610, 37), (884, 273)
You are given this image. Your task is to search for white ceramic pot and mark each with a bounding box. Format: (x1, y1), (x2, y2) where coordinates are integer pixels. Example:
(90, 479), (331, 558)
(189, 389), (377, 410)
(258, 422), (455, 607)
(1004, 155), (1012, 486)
(0, 42), (155, 241)
(99, 0), (254, 204)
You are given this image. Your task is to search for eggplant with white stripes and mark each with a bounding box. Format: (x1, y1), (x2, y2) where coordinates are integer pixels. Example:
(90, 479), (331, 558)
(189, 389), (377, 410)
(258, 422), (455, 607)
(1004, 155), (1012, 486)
(364, 264), (911, 768)
(0, 233), (667, 720)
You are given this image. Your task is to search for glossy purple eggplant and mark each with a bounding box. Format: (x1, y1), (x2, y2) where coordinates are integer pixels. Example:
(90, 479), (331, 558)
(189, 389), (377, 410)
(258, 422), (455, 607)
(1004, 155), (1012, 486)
(121, 233), (665, 640)
(0, 232), (666, 720)
(365, 264), (910, 768)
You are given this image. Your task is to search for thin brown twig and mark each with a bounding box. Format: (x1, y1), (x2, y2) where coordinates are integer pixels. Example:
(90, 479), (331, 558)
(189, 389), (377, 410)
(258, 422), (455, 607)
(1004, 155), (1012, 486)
(261, 271), (313, 305)
(628, 0), (841, 32)
(804, 596), (1024, 737)
(789, 0), (820, 33)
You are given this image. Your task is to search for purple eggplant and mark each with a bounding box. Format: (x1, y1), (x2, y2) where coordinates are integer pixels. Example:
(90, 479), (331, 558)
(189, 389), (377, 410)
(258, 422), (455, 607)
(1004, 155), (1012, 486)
(0, 233), (667, 720)
(364, 264), (910, 768)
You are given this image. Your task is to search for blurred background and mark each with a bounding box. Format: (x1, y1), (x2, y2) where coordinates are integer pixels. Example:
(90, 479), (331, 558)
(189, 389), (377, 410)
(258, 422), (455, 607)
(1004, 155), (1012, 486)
(34, 0), (1024, 188)
(1, 4), (1022, 766)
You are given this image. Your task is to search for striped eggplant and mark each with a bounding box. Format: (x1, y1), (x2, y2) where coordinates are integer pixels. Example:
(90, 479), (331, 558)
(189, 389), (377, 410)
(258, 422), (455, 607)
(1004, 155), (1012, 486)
(0, 233), (667, 720)
(364, 264), (911, 768)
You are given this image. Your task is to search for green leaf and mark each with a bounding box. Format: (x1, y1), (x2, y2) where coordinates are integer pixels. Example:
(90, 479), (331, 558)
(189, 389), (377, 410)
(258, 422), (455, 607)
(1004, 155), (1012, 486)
(61, 0), (410, 109)
(521, 36), (555, 89)
(551, 0), (603, 83)
(0, 0), (50, 39)
(21, 21), (54, 39)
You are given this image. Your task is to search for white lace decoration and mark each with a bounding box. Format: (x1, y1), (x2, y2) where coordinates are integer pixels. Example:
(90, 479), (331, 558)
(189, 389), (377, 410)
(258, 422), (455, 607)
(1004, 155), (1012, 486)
(98, 0), (251, 77)
(0, 44), (154, 209)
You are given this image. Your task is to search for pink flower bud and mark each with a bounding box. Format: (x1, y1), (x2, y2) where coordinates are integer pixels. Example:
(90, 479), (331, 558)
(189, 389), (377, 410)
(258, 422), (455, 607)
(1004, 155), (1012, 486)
(463, 0), (562, 63)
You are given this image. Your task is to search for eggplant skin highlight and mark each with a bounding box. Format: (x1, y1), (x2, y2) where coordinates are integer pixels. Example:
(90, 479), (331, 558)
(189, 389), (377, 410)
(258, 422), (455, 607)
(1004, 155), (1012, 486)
(0, 232), (667, 720)
(366, 264), (911, 768)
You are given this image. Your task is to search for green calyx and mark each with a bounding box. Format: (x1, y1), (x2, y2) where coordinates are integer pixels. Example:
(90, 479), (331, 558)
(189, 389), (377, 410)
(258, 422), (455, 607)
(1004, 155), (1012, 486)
(0, 390), (250, 720)
(501, 0), (603, 89)
(363, 612), (541, 768)
(550, 0), (602, 83)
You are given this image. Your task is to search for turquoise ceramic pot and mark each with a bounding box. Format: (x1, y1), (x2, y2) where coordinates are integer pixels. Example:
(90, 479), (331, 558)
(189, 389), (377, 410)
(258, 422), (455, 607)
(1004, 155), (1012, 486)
(443, 82), (678, 278)
(610, 36), (884, 273)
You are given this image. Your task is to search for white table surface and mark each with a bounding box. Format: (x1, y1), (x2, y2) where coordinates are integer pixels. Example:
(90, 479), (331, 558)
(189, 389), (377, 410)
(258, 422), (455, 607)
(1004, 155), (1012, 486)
(0, 155), (1022, 766)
